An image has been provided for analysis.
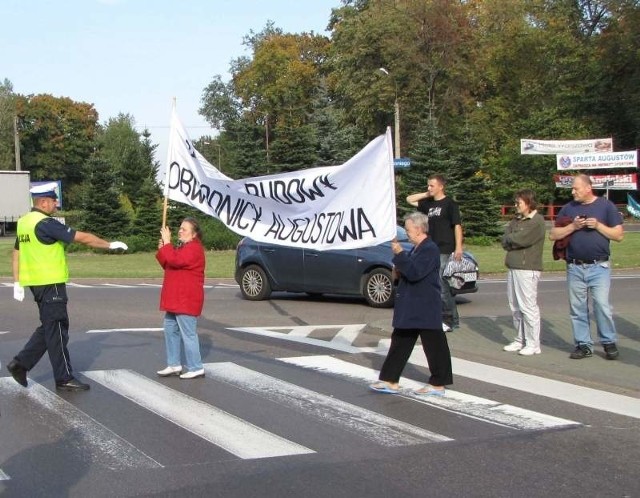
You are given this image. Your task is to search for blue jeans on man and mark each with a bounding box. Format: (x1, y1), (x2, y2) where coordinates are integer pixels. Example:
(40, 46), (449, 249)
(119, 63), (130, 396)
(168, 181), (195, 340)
(439, 254), (459, 328)
(567, 261), (617, 349)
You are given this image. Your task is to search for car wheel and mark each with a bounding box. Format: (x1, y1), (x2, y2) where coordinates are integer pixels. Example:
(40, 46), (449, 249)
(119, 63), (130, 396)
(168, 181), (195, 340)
(363, 268), (394, 308)
(239, 265), (272, 301)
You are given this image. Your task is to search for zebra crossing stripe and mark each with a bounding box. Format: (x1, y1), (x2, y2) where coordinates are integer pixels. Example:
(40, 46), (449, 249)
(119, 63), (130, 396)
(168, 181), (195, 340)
(82, 369), (315, 459)
(0, 378), (162, 470)
(278, 356), (581, 431)
(204, 362), (451, 446)
(228, 326), (363, 353)
(86, 328), (164, 334)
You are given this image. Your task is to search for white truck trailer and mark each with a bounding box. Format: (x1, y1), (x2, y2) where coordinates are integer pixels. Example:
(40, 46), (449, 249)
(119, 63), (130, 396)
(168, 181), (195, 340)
(0, 171), (31, 236)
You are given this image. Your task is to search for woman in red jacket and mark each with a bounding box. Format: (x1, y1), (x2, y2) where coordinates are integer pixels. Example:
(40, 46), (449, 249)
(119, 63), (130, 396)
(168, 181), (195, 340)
(155, 217), (206, 379)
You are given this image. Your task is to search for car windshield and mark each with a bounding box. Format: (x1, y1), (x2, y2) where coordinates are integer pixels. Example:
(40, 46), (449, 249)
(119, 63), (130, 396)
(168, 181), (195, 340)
(396, 226), (409, 242)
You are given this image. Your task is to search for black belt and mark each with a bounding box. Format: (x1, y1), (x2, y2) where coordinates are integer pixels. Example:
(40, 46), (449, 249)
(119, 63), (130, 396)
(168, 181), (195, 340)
(568, 257), (608, 265)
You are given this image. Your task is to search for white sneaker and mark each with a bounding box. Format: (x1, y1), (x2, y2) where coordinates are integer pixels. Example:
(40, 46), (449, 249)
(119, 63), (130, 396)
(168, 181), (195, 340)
(518, 346), (541, 356)
(157, 366), (182, 377)
(442, 323), (452, 332)
(503, 341), (523, 352)
(180, 369), (205, 379)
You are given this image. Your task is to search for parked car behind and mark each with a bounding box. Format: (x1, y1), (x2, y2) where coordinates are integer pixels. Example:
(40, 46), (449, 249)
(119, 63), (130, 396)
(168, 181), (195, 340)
(235, 227), (479, 307)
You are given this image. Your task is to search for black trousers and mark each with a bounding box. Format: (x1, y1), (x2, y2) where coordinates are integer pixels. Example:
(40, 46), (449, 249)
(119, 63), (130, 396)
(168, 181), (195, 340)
(379, 328), (453, 387)
(15, 283), (74, 384)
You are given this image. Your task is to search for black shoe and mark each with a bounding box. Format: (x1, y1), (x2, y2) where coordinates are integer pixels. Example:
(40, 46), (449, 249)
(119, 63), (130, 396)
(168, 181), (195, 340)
(56, 378), (90, 391)
(569, 345), (593, 359)
(603, 343), (619, 360)
(7, 359), (28, 387)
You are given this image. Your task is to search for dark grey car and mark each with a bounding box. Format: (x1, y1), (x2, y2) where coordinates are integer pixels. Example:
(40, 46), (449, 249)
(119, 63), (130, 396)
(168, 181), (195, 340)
(234, 227), (479, 308)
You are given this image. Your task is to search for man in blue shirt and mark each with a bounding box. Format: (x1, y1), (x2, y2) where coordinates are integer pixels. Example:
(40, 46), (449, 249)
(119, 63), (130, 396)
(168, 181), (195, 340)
(549, 174), (624, 360)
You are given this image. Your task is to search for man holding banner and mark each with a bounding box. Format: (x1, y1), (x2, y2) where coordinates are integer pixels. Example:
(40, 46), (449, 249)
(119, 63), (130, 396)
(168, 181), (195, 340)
(549, 174), (624, 360)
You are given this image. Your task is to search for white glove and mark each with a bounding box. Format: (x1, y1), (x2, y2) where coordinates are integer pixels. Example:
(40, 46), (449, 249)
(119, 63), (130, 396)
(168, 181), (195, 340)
(13, 282), (25, 302)
(109, 241), (128, 251)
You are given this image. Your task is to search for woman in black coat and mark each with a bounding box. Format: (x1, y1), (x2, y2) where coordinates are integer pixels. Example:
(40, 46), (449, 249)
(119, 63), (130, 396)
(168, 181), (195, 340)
(370, 212), (453, 396)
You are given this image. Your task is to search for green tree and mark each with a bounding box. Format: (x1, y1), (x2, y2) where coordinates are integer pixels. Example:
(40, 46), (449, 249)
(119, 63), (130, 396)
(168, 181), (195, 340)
(449, 127), (502, 239)
(0, 78), (15, 170)
(99, 114), (158, 209)
(232, 24), (330, 131)
(79, 156), (130, 239)
(269, 123), (318, 172)
(327, 0), (475, 152)
(129, 177), (163, 250)
(399, 116), (456, 221)
(16, 94), (98, 208)
(311, 81), (366, 166)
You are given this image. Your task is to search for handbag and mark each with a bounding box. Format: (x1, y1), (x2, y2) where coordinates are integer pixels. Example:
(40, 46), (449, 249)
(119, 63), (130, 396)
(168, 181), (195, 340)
(442, 253), (478, 289)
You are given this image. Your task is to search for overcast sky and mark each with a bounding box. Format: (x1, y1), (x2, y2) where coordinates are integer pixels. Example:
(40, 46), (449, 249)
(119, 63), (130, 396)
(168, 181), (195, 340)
(1, 0), (337, 169)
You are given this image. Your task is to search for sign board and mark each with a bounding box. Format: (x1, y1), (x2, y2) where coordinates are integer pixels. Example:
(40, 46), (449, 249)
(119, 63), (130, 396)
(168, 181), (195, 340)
(554, 173), (637, 190)
(393, 157), (411, 169)
(521, 138), (612, 155)
(556, 150), (637, 171)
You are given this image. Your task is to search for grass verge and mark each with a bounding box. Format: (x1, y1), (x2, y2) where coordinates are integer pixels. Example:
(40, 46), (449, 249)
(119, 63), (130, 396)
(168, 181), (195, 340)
(1, 233), (639, 279)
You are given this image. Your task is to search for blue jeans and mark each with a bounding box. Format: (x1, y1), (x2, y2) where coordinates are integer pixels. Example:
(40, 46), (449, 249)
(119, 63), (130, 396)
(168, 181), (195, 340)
(439, 254), (459, 327)
(163, 313), (203, 372)
(567, 262), (617, 348)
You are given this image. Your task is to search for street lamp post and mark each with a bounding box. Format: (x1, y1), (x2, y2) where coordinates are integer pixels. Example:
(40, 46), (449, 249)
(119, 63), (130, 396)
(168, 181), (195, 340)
(379, 67), (400, 159)
(215, 143), (222, 171)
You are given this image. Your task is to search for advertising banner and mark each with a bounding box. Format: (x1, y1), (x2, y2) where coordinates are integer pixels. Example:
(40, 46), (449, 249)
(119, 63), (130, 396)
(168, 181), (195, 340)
(521, 138), (612, 155)
(556, 150), (637, 170)
(553, 173), (638, 190)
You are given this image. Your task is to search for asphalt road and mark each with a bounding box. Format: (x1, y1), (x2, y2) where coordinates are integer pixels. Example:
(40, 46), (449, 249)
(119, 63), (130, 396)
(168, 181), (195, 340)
(0, 274), (638, 497)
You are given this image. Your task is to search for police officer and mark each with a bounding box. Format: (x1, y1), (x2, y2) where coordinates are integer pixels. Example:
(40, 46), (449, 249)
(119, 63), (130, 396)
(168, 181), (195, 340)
(7, 183), (128, 391)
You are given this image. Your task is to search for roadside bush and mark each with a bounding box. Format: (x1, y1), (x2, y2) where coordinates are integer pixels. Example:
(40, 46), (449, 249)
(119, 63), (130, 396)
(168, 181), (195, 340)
(465, 235), (497, 246)
(200, 219), (242, 250)
(124, 234), (158, 253)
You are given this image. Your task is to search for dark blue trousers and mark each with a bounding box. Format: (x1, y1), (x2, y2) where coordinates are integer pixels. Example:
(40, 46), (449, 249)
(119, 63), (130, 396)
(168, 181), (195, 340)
(15, 283), (74, 384)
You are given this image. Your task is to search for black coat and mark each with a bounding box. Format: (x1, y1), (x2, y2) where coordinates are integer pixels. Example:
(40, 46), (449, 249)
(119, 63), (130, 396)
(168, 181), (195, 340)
(392, 237), (442, 329)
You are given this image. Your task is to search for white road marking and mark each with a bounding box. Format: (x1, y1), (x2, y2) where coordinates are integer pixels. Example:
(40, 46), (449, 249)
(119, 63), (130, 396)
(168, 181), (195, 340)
(86, 328), (163, 334)
(83, 369), (314, 459)
(101, 283), (141, 288)
(279, 356), (580, 431)
(450, 357), (640, 420)
(228, 326), (363, 354)
(0, 469), (9, 481)
(0, 378), (162, 470)
(204, 362), (451, 446)
(230, 325), (640, 420)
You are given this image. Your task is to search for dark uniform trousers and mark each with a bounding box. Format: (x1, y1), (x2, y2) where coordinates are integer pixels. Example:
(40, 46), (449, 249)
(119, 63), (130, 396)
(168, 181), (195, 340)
(16, 283), (73, 383)
(379, 328), (453, 386)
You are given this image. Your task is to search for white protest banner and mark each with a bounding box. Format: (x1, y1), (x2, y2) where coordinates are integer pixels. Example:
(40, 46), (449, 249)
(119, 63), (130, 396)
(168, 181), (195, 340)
(556, 150), (637, 170)
(163, 110), (397, 250)
(521, 138), (612, 155)
(554, 173), (638, 190)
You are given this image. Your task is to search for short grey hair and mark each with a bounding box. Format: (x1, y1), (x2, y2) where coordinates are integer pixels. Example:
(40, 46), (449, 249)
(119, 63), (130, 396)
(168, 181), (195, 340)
(404, 212), (429, 234)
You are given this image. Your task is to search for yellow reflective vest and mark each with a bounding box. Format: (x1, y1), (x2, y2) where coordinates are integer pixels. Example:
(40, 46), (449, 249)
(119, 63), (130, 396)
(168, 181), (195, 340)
(17, 211), (69, 286)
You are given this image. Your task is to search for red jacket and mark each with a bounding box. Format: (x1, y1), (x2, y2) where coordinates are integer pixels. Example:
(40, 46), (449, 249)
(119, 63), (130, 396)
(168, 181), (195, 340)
(156, 239), (206, 316)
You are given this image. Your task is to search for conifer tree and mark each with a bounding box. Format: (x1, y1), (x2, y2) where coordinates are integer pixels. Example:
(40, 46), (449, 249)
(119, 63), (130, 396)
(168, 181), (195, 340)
(400, 117), (456, 220)
(449, 127), (502, 239)
(80, 156), (130, 239)
(131, 177), (162, 240)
